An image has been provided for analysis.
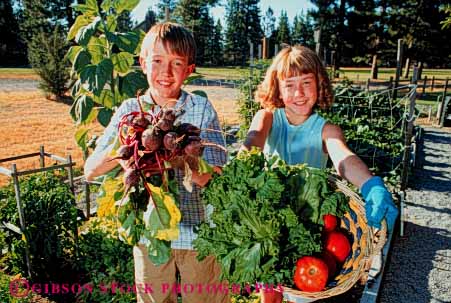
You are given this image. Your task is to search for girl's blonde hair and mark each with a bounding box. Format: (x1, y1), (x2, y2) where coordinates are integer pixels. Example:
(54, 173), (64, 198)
(255, 45), (333, 110)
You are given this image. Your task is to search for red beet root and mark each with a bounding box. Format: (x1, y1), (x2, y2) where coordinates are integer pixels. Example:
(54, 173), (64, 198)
(142, 128), (162, 152)
(123, 168), (140, 188)
(163, 132), (178, 150)
(156, 118), (173, 132)
(116, 145), (133, 160)
(184, 140), (203, 156)
(162, 108), (176, 122)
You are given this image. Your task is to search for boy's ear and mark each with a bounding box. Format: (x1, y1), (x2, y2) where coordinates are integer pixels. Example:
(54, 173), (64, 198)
(187, 64), (195, 75)
(139, 57), (147, 74)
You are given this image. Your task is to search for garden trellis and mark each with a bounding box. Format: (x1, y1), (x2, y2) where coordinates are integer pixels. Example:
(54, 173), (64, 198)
(0, 146), (76, 278)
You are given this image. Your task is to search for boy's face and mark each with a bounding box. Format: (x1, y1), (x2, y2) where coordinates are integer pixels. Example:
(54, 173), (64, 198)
(279, 73), (318, 118)
(140, 37), (195, 104)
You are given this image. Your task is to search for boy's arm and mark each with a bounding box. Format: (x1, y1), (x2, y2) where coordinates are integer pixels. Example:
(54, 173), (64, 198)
(84, 102), (127, 181)
(192, 102), (228, 187)
(241, 109), (273, 151)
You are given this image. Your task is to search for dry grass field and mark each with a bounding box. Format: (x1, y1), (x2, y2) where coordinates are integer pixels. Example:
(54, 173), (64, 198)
(0, 82), (240, 187)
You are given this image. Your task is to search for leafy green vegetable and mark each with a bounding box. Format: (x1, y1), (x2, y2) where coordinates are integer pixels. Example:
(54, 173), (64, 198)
(194, 150), (349, 286)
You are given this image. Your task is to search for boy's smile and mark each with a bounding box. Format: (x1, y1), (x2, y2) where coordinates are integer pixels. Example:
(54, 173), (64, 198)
(140, 37), (195, 106)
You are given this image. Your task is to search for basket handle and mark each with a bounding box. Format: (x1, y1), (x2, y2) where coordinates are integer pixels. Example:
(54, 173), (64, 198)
(364, 219), (388, 280)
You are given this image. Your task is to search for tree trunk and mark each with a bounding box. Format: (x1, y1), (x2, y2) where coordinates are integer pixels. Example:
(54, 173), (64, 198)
(403, 58), (410, 79)
(371, 54), (378, 79)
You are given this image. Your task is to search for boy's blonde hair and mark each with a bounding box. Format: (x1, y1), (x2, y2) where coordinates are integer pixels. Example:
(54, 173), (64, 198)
(256, 45), (333, 110)
(140, 22), (196, 65)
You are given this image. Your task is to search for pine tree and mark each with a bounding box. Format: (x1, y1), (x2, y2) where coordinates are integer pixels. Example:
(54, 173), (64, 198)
(157, 0), (178, 21)
(344, 0), (378, 65)
(173, 0), (219, 65)
(262, 6), (276, 38)
(0, 0), (27, 66)
(308, 0), (339, 61)
(224, 0), (263, 66)
(276, 10), (291, 45)
(27, 25), (69, 100)
(292, 12), (315, 49)
(210, 19), (224, 66)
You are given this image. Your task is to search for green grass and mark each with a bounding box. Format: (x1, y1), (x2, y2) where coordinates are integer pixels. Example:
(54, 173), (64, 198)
(0, 68), (35, 75)
(195, 66), (248, 80)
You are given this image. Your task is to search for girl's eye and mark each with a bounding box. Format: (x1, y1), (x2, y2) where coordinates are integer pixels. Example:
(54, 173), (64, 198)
(152, 59), (161, 63)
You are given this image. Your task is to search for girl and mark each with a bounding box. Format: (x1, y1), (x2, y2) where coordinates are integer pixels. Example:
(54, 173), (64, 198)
(242, 45), (398, 233)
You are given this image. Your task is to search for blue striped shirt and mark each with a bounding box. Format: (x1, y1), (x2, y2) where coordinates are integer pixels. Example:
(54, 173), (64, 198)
(86, 90), (227, 249)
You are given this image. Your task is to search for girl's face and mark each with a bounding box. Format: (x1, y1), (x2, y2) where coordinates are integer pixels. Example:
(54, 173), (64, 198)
(279, 73), (318, 120)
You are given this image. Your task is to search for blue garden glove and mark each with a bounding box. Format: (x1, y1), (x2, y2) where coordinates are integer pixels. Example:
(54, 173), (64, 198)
(361, 176), (399, 232)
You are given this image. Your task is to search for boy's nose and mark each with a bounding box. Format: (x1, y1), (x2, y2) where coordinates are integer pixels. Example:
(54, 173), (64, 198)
(162, 62), (173, 75)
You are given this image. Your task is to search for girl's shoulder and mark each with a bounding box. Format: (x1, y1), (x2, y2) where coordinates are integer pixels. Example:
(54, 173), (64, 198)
(322, 122), (345, 141)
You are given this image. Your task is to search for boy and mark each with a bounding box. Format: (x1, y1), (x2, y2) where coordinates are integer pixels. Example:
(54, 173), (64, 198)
(84, 22), (229, 303)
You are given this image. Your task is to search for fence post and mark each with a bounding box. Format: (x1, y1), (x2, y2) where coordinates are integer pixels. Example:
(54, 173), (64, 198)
(67, 155), (74, 194)
(366, 78), (370, 91)
(431, 76), (435, 92)
(394, 39), (404, 100)
(400, 66), (418, 191)
(438, 77), (449, 127)
(39, 145), (45, 168)
(422, 76), (427, 97)
(11, 164), (32, 278)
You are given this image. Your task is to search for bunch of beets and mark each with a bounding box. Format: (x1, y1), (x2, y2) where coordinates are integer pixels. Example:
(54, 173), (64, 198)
(114, 99), (210, 191)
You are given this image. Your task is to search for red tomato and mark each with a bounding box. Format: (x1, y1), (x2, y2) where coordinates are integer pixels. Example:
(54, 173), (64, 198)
(324, 231), (351, 263)
(321, 251), (337, 279)
(323, 214), (338, 232)
(293, 256), (329, 292)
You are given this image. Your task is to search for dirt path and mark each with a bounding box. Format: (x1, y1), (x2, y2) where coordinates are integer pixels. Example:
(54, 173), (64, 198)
(379, 127), (451, 303)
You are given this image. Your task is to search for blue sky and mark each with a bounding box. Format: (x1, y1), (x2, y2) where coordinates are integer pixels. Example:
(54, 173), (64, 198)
(131, 0), (315, 25)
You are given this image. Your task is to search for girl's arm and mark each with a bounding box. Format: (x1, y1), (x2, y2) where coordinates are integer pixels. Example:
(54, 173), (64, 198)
(322, 123), (372, 188)
(323, 122), (399, 231)
(241, 109), (273, 151)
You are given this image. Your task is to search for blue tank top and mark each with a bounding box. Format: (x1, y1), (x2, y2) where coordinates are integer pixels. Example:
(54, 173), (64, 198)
(263, 109), (328, 168)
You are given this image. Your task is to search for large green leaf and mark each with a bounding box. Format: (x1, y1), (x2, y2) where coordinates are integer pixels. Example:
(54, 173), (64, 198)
(73, 0), (99, 15)
(73, 50), (92, 73)
(97, 108), (113, 127)
(120, 71), (148, 98)
(105, 15), (117, 32)
(94, 89), (114, 109)
(68, 15), (91, 41)
(80, 59), (113, 95)
(87, 36), (107, 65)
(101, 0), (114, 12)
(112, 52), (134, 74)
(75, 16), (101, 46)
(70, 95), (95, 123)
(113, 0), (141, 14)
(66, 46), (83, 64)
(106, 31), (140, 53)
(75, 127), (89, 150)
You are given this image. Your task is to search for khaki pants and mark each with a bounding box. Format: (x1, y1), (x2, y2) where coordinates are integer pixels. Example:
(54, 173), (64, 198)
(133, 244), (230, 303)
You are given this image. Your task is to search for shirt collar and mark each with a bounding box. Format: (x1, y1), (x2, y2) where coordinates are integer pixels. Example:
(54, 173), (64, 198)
(140, 90), (195, 111)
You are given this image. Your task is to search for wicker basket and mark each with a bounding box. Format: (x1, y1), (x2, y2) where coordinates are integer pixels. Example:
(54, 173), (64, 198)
(279, 175), (387, 303)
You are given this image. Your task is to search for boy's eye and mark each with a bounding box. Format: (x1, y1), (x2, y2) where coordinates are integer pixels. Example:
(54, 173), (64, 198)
(152, 59), (161, 63)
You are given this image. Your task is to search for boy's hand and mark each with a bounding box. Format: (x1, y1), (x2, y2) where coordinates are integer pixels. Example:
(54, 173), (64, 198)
(361, 176), (399, 232)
